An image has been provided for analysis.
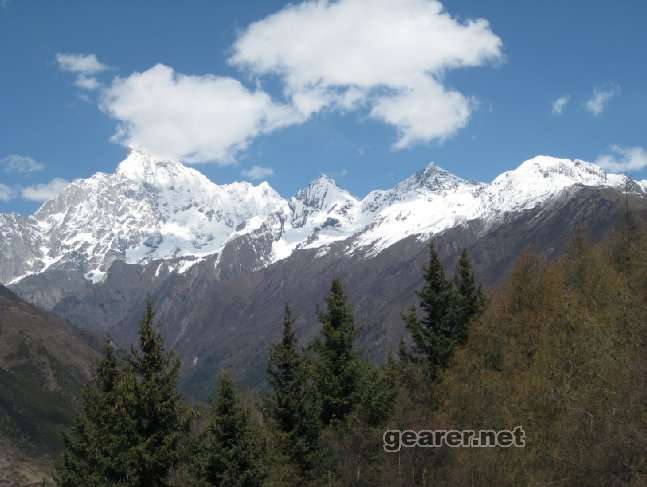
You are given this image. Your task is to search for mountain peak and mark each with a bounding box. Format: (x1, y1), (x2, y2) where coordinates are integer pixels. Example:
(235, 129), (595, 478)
(503, 155), (623, 187)
(310, 173), (338, 187)
(397, 161), (471, 194)
(116, 148), (193, 184)
(294, 174), (354, 209)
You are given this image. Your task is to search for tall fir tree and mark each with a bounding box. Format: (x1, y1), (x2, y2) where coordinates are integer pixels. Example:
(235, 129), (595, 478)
(266, 304), (320, 476)
(453, 249), (486, 345)
(58, 301), (190, 487)
(126, 300), (191, 487)
(404, 244), (484, 382)
(192, 374), (265, 487)
(56, 342), (126, 486)
(404, 243), (457, 381)
(313, 278), (361, 426)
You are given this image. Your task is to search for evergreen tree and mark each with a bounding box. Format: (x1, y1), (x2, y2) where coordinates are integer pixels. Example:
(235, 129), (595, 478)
(192, 374), (265, 487)
(265, 304), (320, 476)
(404, 244), (484, 382)
(453, 249), (485, 344)
(125, 300), (191, 487)
(404, 243), (457, 381)
(313, 278), (361, 426)
(58, 301), (190, 487)
(355, 358), (397, 427)
(56, 342), (125, 487)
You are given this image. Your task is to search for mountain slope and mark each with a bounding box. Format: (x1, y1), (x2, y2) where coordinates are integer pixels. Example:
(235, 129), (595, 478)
(0, 285), (98, 455)
(47, 186), (647, 398)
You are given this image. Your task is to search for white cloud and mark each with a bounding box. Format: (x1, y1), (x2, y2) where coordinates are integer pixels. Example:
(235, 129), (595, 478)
(370, 79), (473, 148)
(2, 154), (45, 173)
(56, 53), (108, 75)
(585, 86), (618, 116)
(0, 182), (15, 202)
(100, 64), (300, 163)
(75, 75), (101, 91)
(21, 178), (70, 202)
(241, 165), (274, 180)
(56, 53), (109, 91)
(231, 0), (503, 148)
(596, 145), (647, 172)
(551, 95), (570, 115)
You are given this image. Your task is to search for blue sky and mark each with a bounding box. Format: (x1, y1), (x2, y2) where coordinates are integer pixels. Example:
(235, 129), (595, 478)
(1, 0), (646, 214)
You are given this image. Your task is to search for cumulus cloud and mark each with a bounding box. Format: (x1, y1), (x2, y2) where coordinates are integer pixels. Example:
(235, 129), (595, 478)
(596, 145), (647, 172)
(21, 178), (70, 202)
(551, 95), (570, 115)
(241, 165), (275, 180)
(586, 86), (618, 116)
(0, 182), (15, 202)
(100, 64), (300, 163)
(231, 0), (503, 148)
(2, 154), (45, 173)
(56, 53), (109, 91)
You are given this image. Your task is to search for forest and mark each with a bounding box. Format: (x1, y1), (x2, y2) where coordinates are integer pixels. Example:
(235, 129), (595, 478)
(55, 221), (647, 487)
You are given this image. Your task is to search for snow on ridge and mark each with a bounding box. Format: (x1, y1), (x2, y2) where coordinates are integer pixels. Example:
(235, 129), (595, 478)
(0, 152), (636, 285)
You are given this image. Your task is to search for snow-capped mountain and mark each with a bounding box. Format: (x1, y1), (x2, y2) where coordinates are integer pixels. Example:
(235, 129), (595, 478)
(0, 150), (635, 286)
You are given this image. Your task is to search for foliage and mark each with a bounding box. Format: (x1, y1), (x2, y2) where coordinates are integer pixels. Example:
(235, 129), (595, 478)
(191, 373), (265, 487)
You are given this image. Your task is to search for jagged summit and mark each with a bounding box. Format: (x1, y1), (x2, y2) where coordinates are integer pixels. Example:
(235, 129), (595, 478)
(510, 155), (617, 184)
(294, 174), (356, 208)
(404, 162), (472, 192)
(115, 148), (216, 191)
(0, 153), (637, 285)
(487, 155), (629, 213)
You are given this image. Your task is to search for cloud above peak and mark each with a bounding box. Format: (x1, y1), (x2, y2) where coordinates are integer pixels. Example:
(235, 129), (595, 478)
(56, 1), (503, 163)
(2, 154), (45, 173)
(551, 95), (570, 115)
(100, 64), (301, 164)
(231, 0), (502, 147)
(241, 165), (274, 180)
(56, 52), (109, 91)
(585, 86), (618, 116)
(596, 145), (647, 172)
(56, 53), (108, 74)
(21, 178), (70, 202)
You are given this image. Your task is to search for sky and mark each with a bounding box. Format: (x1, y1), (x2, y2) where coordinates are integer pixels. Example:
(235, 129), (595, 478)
(1, 0), (646, 215)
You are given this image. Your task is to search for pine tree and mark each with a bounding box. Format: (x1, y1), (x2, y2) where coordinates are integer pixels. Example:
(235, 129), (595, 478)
(313, 278), (361, 426)
(265, 304), (320, 476)
(404, 243), (457, 381)
(355, 358), (397, 427)
(192, 374), (265, 487)
(453, 249), (485, 345)
(56, 342), (128, 486)
(125, 300), (191, 487)
(404, 244), (484, 382)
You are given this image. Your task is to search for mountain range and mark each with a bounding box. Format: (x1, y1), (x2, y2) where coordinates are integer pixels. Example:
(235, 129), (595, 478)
(2, 150), (645, 396)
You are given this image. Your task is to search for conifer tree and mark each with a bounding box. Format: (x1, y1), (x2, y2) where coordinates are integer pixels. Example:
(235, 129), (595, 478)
(313, 278), (361, 425)
(56, 342), (124, 486)
(192, 374), (265, 487)
(355, 358), (398, 427)
(59, 301), (190, 487)
(453, 249), (485, 344)
(266, 304), (320, 476)
(126, 300), (191, 487)
(404, 243), (457, 381)
(404, 244), (484, 382)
